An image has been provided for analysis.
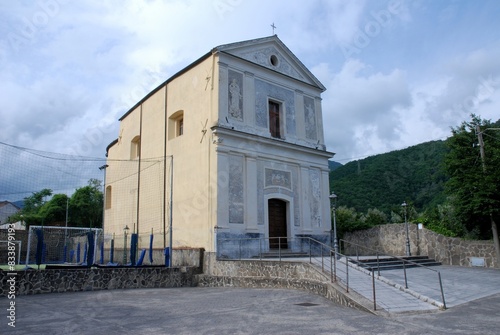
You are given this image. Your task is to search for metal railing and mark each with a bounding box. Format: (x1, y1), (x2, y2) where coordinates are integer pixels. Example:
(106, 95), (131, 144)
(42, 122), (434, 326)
(216, 236), (446, 311)
(339, 239), (446, 309)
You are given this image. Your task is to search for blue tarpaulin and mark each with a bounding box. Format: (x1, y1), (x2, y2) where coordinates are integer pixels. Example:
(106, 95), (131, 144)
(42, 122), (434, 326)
(130, 233), (138, 266)
(35, 229), (44, 266)
(109, 238), (114, 264)
(100, 241), (104, 264)
(137, 249), (146, 266)
(86, 231), (95, 267)
(164, 247), (170, 267)
(76, 242), (81, 263)
(149, 233), (154, 264)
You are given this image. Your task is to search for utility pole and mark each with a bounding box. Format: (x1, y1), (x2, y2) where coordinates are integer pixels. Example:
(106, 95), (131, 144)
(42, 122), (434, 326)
(476, 125), (500, 266)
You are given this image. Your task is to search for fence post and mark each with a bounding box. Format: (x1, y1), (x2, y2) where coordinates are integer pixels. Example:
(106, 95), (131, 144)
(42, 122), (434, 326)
(309, 240), (312, 263)
(321, 245), (324, 271)
(438, 271), (447, 309)
(346, 258), (349, 293)
(259, 238), (262, 260)
(333, 249), (337, 282)
(25, 227), (33, 266)
(372, 270), (377, 311)
(279, 237), (281, 262)
(403, 260), (408, 289)
(376, 252), (380, 277)
(330, 250), (333, 282)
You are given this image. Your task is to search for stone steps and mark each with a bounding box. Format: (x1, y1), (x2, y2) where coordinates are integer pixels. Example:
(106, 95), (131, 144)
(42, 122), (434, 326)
(348, 256), (441, 271)
(255, 251), (310, 259)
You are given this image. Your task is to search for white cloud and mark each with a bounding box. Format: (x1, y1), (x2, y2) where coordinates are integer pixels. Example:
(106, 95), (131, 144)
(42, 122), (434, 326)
(319, 59), (411, 160)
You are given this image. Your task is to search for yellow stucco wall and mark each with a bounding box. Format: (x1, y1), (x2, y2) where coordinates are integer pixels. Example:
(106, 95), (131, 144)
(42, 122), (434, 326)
(105, 55), (219, 251)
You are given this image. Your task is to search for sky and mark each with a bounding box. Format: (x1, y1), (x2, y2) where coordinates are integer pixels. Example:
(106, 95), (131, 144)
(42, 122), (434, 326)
(1, 0), (500, 165)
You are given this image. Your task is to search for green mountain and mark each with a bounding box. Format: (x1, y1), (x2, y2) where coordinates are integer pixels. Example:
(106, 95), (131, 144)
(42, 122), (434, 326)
(329, 140), (449, 215)
(328, 160), (343, 171)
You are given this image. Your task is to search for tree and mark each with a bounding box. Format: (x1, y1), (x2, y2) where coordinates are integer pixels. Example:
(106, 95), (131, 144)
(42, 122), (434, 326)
(69, 179), (103, 228)
(364, 208), (387, 226)
(12, 188), (53, 227)
(335, 206), (372, 239)
(23, 188), (52, 213)
(444, 114), (500, 262)
(38, 194), (69, 224)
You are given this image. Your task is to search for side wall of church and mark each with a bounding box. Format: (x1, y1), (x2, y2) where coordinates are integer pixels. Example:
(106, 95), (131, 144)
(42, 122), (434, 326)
(105, 56), (220, 252)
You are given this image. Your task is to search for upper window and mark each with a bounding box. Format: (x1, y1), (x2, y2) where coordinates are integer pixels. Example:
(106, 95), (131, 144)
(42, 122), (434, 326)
(130, 136), (140, 159)
(270, 54), (279, 67)
(168, 110), (184, 140)
(105, 185), (112, 209)
(269, 101), (281, 138)
(177, 118), (184, 136)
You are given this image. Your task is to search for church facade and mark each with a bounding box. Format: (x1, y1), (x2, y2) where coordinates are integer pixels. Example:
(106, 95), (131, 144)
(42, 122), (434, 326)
(104, 36), (334, 257)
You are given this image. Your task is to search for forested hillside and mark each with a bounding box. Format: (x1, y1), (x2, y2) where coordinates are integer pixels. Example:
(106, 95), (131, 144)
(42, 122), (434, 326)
(329, 140), (449, 215)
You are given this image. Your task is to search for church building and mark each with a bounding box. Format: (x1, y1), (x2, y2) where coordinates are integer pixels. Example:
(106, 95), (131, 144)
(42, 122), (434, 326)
(104, 36), (334, 257)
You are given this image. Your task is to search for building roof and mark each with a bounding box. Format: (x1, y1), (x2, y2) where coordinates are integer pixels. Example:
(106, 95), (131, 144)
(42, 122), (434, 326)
(0, 201), (20, 210)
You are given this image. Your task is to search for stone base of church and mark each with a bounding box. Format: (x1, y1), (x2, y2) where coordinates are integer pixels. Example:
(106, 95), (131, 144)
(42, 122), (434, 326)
(216, 232), (331, 260)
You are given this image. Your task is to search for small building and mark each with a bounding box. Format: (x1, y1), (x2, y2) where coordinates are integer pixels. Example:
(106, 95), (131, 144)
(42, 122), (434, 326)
(0, 201), (21, 228)
(104, 36), (334, 257)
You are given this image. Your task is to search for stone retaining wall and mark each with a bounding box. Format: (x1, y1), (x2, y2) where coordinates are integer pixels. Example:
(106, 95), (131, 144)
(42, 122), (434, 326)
(344, 224), (497, 268)
(1, 266), (200, 297)
(421, 229), (496, 268)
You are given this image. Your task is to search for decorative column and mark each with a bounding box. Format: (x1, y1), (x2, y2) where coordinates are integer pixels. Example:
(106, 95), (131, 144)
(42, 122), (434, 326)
(300, 165), (312, 232)
(245, 154), (258, 231)
(295, 90), (305, 139)
(218, 62), (229, 122)
(243, 71), (255, 126)
(315, 96), (325, 148)
(215, 146), (230, 229)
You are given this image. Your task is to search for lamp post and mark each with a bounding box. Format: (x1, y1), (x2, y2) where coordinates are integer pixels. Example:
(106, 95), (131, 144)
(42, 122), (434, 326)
(401, 201), (411, 256)
(329, 193), (338, 255)
(123, 225), (129, 265)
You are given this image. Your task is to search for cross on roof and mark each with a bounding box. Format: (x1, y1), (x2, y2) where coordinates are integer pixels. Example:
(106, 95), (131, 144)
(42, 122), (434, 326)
(271, 22), (277, 35)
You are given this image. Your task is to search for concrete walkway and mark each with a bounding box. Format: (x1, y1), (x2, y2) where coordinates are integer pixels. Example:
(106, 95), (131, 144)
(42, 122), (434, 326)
(292, 256), (500, 314)
(382, 265), (500, 308)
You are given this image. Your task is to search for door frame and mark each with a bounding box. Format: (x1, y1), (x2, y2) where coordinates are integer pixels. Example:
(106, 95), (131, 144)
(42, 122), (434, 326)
(265, 194), (294, 245)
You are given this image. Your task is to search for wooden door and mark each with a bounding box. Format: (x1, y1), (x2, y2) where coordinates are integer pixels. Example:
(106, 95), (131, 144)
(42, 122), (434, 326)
(268, 199), (288, 249)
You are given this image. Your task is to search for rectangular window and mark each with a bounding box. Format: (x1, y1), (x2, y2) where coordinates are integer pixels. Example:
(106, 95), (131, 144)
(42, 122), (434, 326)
(105, 186), (112, 209)
(168, 111), (184, 140)
(178, 118), (184, 136)
(131, 136), (141, 159)
(269, 101), (281, 138)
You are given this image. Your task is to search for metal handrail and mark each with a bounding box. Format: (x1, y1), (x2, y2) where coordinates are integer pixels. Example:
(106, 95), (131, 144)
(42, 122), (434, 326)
(216, 235), (447, 311)
(340, 239), (446, 309)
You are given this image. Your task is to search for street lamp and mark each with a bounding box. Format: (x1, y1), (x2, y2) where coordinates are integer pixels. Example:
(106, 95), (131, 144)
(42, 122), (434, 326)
(123, 225), (130, 265)
(329, 193), (338, 255)
(401, 201), (411, 256)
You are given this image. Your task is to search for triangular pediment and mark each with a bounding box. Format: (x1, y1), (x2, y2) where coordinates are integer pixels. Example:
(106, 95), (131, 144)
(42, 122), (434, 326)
(215, 36), (325, 91)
